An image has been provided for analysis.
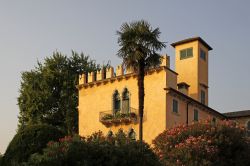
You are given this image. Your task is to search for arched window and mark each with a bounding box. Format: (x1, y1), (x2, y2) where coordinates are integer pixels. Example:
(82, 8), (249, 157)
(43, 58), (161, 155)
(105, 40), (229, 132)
(247, 121), (250, 137)
(128, 128), (136, 140)
(113, 90), (120, 114)
(122, 88), (130, 114)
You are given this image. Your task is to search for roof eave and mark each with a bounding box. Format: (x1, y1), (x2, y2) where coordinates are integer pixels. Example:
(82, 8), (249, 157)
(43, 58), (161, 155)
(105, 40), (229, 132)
(171, 37), (213, 51)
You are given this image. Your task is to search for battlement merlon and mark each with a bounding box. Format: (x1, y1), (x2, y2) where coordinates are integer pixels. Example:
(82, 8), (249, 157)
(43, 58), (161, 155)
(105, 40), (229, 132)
(78, 55), (170, 85)
(106, 67), (114, 79)
(79, 73), (88, 85)
(97, 70), (103, 81)
(116, 65), (124, 76)
(88, 72), (95, 83)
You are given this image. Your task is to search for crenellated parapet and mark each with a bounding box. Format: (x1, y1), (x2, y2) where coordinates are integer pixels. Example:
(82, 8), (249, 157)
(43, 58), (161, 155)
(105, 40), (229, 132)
(78, 55), (171, 87)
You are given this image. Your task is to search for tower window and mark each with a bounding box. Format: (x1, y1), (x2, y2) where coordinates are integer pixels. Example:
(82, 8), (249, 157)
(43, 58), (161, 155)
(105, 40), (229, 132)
(194, 109), (199, 121)
(173, 99), (178, 113)
(201, 90), (206, 104)
(200, 49), (206, 61)
(180, 47), (193, 60)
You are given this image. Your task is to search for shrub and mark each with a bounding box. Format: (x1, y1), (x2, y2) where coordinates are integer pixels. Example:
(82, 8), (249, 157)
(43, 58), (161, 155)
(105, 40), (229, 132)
(0, 153), (3, 165)
(2, 125), (65, 165)
(26, 131), (161, 166)
(153, 120), (250, 166)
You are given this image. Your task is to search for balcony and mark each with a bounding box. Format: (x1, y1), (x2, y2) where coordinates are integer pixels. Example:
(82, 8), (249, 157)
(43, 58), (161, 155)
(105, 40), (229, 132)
(99, 107), (138, 127)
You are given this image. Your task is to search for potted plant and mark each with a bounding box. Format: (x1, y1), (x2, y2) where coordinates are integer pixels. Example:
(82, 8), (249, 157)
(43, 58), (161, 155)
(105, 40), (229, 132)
(111, 118), (121, 125)
(121, 117), (131, 124)
(100, 114), (113, 126)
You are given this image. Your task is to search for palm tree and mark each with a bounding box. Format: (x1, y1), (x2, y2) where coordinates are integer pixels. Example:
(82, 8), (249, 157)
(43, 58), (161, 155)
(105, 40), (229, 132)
(117, 20), (166, 149)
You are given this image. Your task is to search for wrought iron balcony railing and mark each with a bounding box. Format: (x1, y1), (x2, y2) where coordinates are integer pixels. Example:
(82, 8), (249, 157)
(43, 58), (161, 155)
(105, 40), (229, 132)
(99, 107), (139, 126)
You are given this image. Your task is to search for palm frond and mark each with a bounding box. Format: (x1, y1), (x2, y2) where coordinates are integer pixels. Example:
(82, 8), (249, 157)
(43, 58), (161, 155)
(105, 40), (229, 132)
(117, 20), (166, 70)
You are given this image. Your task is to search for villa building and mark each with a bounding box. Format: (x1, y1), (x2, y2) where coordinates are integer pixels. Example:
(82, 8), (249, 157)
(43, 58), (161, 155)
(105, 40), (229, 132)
(77, 37), (248, 144)
(223, 110), (250, 137)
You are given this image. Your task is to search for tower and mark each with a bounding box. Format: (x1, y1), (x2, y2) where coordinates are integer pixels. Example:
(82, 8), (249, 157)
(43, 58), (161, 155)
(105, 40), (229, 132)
(171, 37), (212, 105)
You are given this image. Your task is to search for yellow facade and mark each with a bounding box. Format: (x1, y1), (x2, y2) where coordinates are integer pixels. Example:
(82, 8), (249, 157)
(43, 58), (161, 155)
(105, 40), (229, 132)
(78, 37), (226, 144)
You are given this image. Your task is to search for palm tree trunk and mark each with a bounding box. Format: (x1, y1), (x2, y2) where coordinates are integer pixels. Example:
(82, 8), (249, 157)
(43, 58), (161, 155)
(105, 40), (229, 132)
(138, 60), (145, 151)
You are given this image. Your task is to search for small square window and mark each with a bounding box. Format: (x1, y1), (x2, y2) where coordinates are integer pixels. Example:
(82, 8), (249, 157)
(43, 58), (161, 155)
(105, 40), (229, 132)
(173, 99), (178, 113)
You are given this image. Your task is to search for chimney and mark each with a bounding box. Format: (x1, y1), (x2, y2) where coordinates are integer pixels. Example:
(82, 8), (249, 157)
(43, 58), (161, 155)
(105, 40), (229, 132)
(177, 82), (190, 96)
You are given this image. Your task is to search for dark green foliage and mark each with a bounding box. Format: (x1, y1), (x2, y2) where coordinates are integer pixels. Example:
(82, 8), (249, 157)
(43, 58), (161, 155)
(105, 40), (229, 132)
(26, 132), (161, 166)
(17, 51), (99, 134)
(2, 125), (64, 165)
(0, 153), (3, 165)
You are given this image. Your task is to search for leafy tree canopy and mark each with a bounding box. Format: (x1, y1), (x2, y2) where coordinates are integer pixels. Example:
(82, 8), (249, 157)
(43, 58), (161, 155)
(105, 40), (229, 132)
(117, 20), (166, 71)
(2, 125), (64, 165)
(18, 51), (100, 134)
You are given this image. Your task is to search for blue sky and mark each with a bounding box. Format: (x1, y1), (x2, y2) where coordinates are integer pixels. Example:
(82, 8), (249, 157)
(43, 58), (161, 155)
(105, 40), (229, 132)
(0, 0), (250, 153)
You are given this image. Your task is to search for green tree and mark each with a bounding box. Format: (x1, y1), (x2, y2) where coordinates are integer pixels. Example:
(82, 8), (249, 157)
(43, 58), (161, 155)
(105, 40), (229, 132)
(18, 51), (99, 134)
(117, 20), (166, 148)
(2, 125), (64, 165)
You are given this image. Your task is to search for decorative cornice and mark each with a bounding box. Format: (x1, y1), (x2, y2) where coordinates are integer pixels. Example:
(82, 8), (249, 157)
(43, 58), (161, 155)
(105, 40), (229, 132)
(171, 37), (213, 51)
